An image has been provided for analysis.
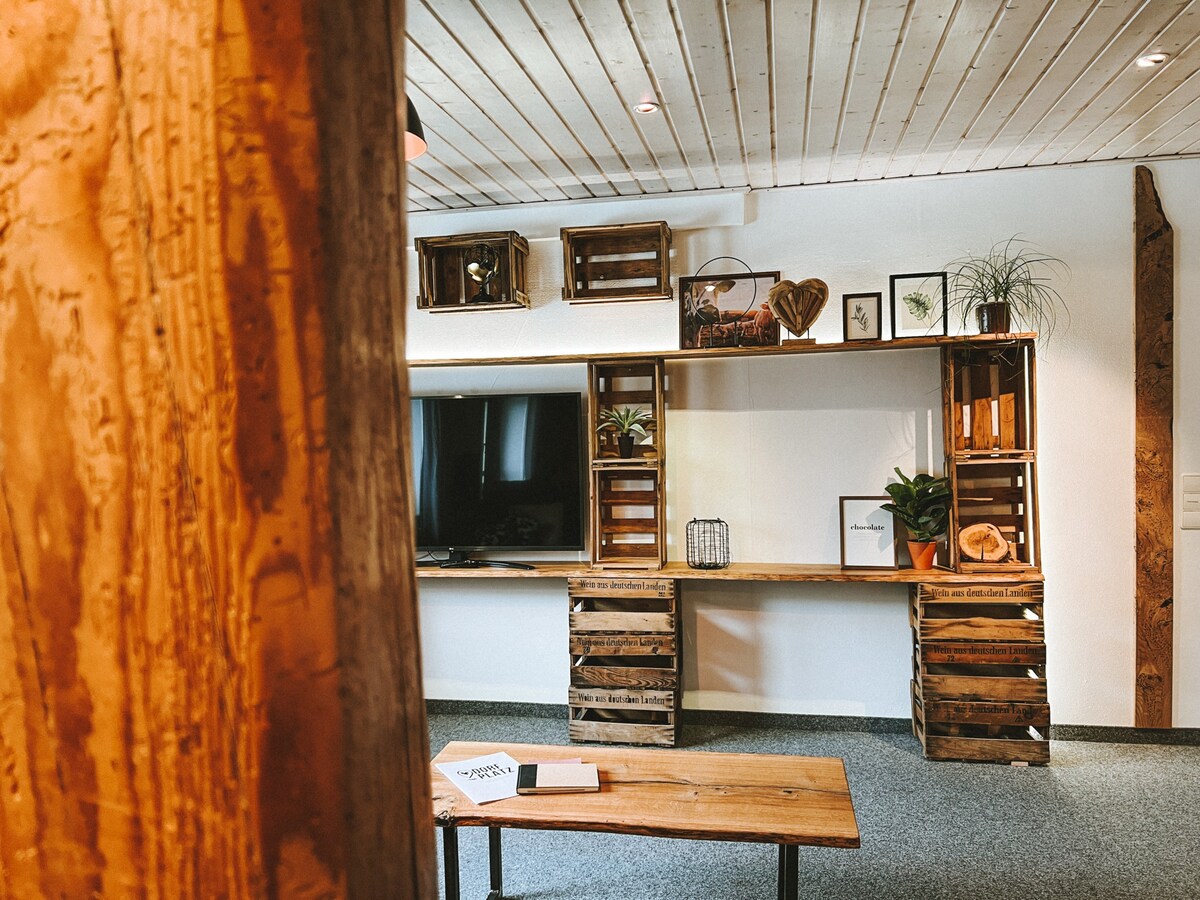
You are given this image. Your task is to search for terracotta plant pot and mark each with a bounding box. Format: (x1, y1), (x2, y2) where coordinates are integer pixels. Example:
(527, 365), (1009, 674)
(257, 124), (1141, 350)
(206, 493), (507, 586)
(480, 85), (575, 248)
(975, 301), (1010, 334)
(906, 540), (938, 570)
(617, 434), (635, 458)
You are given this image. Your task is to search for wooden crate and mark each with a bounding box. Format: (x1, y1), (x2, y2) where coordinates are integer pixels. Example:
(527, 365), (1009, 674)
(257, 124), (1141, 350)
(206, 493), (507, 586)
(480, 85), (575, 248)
(589, 359), (664, 461)
(414, 230), (530, 311)
(945, 342), (1036, 455)
(561, 222), (672, 304)
(950, 459), (1039, 571)
(911, 581), (1050, 764)
(567, 577), (680, 746)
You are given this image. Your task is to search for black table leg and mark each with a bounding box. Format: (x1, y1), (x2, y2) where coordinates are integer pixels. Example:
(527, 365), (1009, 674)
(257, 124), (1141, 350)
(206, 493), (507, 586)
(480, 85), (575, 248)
(442, 826), (460, 900)
(777, 844), (798, 900)
(487, 826), (503, 900)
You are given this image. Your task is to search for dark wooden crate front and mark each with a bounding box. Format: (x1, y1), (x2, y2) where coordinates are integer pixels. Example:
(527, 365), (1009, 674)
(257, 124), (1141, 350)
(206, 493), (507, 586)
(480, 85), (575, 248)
(414, 230), (530, 311)
(561, 222), (671, 304)
(951, 459), (1039, 571)
(567, 577), (680, 746)
(946, 343), (1035, 455)
(591, 466), (664, 569)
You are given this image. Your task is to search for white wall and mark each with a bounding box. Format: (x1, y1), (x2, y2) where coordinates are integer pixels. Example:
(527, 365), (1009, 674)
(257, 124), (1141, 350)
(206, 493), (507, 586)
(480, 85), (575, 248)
(408, 158), (1199, 728)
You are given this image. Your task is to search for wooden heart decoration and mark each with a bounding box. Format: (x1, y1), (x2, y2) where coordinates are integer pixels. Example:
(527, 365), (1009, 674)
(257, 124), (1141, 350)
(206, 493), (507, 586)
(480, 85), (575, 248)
(767, 278), (829, 336)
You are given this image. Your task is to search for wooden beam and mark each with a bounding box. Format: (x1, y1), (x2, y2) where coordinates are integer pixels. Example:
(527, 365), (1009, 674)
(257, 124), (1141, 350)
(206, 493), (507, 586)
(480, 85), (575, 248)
(1134, 164), (1174, 729)
(0, 0), (433, 895)
(310, 0), (437, 895)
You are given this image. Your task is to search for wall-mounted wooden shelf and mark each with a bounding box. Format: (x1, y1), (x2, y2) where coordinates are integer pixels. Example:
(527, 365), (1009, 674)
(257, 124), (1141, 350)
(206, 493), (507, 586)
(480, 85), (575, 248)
(408, 333), (1037, 368)
(415, 561), (1043, 583)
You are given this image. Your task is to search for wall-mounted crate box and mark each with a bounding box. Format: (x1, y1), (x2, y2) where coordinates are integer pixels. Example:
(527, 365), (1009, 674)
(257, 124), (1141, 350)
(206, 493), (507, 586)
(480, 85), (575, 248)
(910, 582), (1049, 765)
(561, 221), (672, 304)
(567, 577), (680, 746)
(944, 342), (1036, 456)
(415, 230), (530, 312)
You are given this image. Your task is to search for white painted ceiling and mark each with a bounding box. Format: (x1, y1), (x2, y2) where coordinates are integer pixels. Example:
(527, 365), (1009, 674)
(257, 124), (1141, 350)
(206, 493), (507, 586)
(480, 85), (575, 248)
(404, 0), (1200, 210)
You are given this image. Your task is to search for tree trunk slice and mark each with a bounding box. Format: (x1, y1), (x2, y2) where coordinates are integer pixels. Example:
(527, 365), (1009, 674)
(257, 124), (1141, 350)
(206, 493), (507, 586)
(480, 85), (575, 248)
(958, 524), (1009, 562)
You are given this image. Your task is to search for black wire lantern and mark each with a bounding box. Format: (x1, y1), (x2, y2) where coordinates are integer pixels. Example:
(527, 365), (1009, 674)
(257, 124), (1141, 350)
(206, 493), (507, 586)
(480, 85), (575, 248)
(686, 518), (730, 569)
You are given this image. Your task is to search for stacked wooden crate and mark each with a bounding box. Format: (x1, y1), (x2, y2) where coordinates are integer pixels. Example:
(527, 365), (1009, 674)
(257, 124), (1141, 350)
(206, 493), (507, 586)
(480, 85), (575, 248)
(588, 358), (666, 569)
(910, 582), (1049, 764)
(567, 576), (680, 747)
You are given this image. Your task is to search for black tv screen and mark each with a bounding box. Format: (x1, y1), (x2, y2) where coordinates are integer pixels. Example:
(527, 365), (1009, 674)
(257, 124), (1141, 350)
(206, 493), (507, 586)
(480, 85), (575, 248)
(411, 392), (585, 552)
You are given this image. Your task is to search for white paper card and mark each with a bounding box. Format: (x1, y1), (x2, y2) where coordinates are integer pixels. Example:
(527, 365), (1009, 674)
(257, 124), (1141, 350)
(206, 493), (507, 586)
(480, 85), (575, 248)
(436, 752), (519, 804)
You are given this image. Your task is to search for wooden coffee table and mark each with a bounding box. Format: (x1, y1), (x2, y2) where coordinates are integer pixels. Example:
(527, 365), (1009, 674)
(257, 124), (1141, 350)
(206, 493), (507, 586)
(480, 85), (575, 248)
(431, 741), (859, 900)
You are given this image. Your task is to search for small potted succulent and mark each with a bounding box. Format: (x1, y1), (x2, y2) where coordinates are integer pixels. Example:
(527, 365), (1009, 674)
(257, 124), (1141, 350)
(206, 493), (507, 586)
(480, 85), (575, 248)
(944, 236), (1069, 337)
(880, 467), (951, 570)
(596, 406), (653, 458)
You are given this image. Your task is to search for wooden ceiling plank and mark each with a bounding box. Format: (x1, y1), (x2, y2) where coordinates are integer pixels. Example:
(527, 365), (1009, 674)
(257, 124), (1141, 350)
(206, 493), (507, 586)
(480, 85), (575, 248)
(406, 4), (588, 200)
(1066, 36), (1200, 162)
(887, 2), (1031, 179)
(937, 1), (1104, 174)
(1025, 2), (1200, 166)
(571, 0), (697, 192)
(1141, 110), (1200, 155)
(407, 162), (478, 208)
(771, 0), (816, 186)
(406, 78), (548, 205)
(866, 0), (995, 181)
(905, 0), (1053, 176)
(406, 113), (529, 208)
(825, 0), (910, 183)
(724, 0), (777, 188)
(675, 0), (752, 188)
(1101, 57), (1200, 159)
(987, 1), (1193, 170)
(522, 0), (671, 195)
(800, 0), (860, 184)
(405, 180), (453, 210)
(427, 0), (622, 199)
(624, 0), (723, 191)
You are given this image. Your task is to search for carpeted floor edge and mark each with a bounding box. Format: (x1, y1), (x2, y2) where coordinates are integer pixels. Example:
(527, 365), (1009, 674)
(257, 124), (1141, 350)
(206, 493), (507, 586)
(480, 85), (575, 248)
(426, 699), (1200, 745)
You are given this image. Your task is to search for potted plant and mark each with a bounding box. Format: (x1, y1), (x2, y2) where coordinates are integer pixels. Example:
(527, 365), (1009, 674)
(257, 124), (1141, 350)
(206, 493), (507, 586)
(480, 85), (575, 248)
(596, 406), (653, 458)
(945, 237), (1069, 337)
(880, 467), (951, 570)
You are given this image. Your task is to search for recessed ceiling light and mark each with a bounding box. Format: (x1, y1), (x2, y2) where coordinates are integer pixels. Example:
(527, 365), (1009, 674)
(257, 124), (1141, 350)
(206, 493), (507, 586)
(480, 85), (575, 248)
(633, 101), (660, 115)
(1136, 52), (1169, 68)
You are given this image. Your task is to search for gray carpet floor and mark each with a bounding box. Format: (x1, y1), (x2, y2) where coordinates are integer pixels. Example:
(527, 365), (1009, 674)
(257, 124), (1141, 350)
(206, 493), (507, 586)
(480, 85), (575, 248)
(430, 712), (1200, 899)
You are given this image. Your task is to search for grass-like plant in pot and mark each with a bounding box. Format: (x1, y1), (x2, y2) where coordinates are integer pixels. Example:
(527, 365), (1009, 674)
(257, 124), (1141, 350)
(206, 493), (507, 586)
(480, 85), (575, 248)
(945, 237), (1069, 338)
(596, 406), (653, 458)
(880, 467), (951, 570)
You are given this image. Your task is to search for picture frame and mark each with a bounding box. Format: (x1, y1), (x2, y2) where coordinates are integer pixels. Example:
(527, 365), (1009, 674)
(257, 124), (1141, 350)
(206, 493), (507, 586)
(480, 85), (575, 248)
(680, 271), (781, 350)
(889, 272), (948, 338)
(842, 292), (882, 342)
(839, 496), (898, 569)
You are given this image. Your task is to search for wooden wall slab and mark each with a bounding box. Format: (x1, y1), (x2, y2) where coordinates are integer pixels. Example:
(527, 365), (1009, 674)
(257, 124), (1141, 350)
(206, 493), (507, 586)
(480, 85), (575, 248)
(1133, 164), (1174, 729)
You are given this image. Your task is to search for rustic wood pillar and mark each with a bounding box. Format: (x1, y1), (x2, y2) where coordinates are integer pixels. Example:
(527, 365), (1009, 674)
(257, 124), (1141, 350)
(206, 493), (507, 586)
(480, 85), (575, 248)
(0, 0), (432, 895)
(1133, 164), (1174, 729)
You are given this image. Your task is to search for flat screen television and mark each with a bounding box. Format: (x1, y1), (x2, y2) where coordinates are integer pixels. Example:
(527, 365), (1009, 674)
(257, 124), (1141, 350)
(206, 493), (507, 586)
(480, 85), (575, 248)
(411, 391), (585, 568)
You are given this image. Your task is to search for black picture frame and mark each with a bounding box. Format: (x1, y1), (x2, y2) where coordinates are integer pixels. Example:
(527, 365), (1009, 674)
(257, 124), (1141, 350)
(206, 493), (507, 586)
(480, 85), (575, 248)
(839, 496), (899, 569)
(679, 271), (781, 350)
(889, 272), (948, 338)
(842, 292), (882, 342)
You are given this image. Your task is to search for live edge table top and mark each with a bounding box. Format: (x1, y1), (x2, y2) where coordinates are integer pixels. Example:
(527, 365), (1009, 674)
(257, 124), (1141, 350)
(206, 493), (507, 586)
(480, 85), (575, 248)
(430, 741), (860, 849)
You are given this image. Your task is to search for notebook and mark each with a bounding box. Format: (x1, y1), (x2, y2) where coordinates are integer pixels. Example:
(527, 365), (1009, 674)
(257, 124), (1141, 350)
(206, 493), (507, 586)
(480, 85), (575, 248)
(516, 762), (600, 794)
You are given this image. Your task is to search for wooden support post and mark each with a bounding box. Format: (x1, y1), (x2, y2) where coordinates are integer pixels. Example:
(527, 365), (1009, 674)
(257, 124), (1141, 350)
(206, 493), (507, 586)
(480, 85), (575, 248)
(1133, 164), (1174, 729)
(0, 0), (433, 896)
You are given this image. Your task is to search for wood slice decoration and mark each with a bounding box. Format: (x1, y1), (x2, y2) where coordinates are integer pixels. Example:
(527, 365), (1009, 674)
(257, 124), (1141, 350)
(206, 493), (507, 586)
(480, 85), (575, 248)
(958, 523), (1010, 562)
(767, 278), (829, 336)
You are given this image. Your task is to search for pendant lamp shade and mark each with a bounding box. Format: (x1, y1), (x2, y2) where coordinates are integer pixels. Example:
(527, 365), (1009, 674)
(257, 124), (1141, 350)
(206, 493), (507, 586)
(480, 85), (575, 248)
(404, 97), (427, 161)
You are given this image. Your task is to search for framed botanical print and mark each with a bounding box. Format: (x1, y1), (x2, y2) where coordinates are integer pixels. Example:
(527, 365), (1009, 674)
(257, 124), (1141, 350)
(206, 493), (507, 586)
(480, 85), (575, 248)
(889, 272), (948, 338)
(680, 271), (781, 350)
(842, 292), (882, 342)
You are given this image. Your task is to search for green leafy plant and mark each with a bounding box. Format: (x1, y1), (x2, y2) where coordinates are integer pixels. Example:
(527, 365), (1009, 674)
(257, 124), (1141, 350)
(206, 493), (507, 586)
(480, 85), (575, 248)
(880, 467), (951, 542)
(596, 406), (652, 438)
(945, 236), (1069, 339)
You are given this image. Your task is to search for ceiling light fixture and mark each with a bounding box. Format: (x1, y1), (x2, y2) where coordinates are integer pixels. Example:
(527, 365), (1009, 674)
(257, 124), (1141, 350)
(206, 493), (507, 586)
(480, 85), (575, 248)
(1136, 52), (1169, 68)
(633, 100), (660, 115)
(405, 97), (428, 161)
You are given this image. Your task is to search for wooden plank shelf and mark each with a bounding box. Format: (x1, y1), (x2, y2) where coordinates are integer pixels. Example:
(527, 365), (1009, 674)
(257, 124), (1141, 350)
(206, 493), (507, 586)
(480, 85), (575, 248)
(408, 333), (1038, 368)
(416, 562), (1044, 582)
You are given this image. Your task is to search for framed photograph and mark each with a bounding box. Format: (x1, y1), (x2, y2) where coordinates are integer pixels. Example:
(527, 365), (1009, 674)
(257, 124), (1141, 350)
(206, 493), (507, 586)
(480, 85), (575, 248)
(680, 271), (781, 350)
(842, 292), (882, 342)
(839, 496), (898, 569)
(889, 272), (948, 338)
